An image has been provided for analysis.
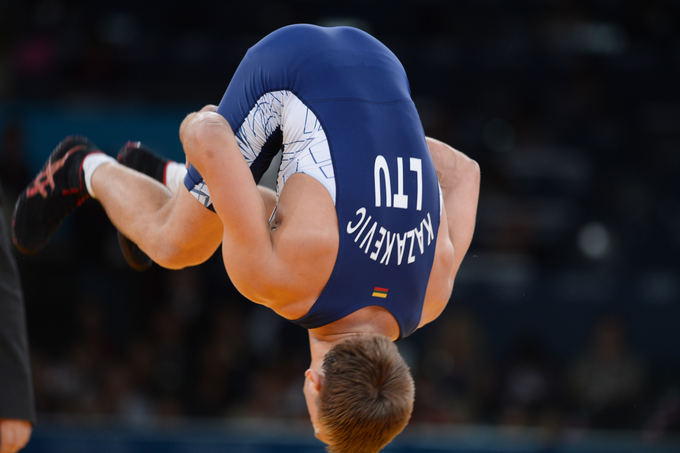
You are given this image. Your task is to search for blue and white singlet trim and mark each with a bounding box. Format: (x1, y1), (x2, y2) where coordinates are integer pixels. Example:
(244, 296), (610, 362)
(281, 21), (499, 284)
(187, 91), (335, 209)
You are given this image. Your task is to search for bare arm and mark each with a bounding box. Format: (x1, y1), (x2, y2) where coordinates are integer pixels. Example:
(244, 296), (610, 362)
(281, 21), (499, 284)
(426, 137), (480, 272)
(180, 110), (313, 311)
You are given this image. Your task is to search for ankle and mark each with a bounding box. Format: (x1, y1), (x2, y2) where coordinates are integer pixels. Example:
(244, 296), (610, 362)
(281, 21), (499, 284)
(164, 161), (188, 193)
(83, 153), (116, 198)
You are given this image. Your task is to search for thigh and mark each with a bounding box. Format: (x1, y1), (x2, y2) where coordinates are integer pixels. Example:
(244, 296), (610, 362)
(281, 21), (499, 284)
(162, 186), (223, 267)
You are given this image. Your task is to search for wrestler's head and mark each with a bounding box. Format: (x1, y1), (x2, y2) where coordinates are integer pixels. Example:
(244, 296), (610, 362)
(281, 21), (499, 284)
(303, 334), (415, 453)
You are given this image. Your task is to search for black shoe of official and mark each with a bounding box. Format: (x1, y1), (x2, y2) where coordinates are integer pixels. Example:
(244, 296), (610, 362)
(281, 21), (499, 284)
(116, 141), (170, 271)
(12, 136), (102, 255)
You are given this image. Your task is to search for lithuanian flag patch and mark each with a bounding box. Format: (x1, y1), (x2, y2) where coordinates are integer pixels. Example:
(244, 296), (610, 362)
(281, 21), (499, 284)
(372, 287), (389, 298)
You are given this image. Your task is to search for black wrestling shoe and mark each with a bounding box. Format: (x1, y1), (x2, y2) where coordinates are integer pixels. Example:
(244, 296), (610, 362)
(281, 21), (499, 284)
(117, 141), (168, 183)
(12, 136), (102, 255)
(116, 141), (170, 271)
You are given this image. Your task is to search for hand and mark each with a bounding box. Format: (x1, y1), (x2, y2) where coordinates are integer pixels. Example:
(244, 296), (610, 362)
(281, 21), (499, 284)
(0, 419), (32, 453)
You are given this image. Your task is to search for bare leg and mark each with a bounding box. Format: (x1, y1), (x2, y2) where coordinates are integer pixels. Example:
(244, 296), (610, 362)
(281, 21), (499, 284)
(91, 162), (222, 269)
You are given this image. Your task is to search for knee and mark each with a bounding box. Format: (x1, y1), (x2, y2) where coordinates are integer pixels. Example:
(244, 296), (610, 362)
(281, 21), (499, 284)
(140, 183), (223, 269)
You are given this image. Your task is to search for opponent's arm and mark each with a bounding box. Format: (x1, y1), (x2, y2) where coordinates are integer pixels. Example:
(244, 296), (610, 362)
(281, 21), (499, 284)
(426, 137), (480, 271)
(180, 110), (305, 310)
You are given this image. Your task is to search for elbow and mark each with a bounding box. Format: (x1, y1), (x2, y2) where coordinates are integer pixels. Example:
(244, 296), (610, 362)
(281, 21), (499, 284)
(222, 254), (288, 308)
(227, 269), (278, 306)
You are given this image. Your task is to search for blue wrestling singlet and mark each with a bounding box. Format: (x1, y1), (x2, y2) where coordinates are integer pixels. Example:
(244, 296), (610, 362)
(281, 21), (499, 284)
(184, 24), (440, 338)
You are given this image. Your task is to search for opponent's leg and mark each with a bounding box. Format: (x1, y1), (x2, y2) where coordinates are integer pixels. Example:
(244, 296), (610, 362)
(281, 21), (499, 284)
(13, 136), (222, 269)
(12, 136), (102, 254)
(89, 159), (222, 269)
(115, 141), (184, 271)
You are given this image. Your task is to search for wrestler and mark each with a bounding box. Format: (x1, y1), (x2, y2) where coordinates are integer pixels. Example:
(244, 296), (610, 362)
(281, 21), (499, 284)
(13, 24), (479, 452)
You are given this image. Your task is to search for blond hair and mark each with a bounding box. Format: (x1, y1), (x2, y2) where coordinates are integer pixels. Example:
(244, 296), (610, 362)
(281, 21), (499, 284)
(320, 334), (415, 453)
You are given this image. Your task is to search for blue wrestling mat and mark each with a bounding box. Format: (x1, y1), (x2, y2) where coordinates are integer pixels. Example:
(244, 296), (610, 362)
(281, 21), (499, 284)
(22, 421), (680, 453)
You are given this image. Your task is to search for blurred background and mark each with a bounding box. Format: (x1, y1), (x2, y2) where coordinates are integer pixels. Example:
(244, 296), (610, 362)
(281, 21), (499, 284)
(1, 0), (679, 452)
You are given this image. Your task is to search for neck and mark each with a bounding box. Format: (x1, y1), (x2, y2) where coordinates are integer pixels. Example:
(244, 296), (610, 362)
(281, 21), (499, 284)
(307, 330), (374, 373)
(306, 308), (401, 372)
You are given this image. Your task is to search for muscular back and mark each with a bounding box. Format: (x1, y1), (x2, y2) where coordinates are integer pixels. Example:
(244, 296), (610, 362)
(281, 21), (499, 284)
(177, 25), (482, 338)
(267, 138), (478, 339)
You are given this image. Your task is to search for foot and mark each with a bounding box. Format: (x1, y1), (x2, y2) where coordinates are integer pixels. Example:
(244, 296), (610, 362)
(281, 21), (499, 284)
(116, 141), (170, 271)
(117, 141), (168, 183)
(12, 136), (103, 254)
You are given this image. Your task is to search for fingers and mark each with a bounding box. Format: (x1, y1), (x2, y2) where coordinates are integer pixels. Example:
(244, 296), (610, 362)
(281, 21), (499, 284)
(0, 420), (32, 453)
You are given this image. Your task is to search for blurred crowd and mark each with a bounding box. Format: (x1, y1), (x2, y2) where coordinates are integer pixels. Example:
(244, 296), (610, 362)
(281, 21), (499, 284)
(1, 0), (679, 443)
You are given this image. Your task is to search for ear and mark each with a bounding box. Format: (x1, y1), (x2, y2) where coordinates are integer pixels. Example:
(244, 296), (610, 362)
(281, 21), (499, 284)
(305, 368), (323, 392)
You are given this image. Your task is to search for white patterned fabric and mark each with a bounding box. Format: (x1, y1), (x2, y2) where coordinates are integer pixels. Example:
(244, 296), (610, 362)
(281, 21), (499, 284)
(234, 90), (335, 204)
